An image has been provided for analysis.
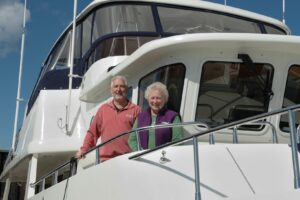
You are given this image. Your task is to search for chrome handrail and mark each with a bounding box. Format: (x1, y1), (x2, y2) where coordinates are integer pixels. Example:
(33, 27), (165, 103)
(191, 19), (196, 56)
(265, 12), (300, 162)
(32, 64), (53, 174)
(193, 137), (201, 200)
(89, 121), (210, 165)
(230, 120), (278, 144)
(233, 126), (238, 144)
(30, 157), (76, 188)
(130, 104), (300, 160)
(128, 104), (300, 199)
(29, 122), (209, 188)
(288, 110), (300, 188)
(251, 121), (278, 144)
(30, 104), (300, 197)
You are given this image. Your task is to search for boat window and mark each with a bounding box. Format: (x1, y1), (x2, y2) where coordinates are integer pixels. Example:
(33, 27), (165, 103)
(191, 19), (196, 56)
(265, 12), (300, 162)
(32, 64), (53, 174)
(264, 25), (286, 35)
(84, 36), (158, 71)
(46, 30), (71, 71)
(38, 24), (83, 82)
(280, 65), (300, 131)
(92, 4), (155, 42)
(196, 62), (273, 127)
(138, 64), (186, 112)
(157, 7), (261, 34)
(82, 13), (94, 56)
(74, 24), (82, 65)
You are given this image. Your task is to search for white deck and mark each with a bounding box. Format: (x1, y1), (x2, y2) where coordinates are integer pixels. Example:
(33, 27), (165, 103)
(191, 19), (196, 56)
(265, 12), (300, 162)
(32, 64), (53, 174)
(29, 144), (300, 200)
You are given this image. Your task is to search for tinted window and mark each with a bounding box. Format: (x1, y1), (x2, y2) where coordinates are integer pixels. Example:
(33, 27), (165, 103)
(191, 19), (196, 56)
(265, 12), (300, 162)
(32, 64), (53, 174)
(265, 25), (286, 35)
(280, 65), (300, 131)
(82, 13), (93, 56)
(93, 4), (155, 42)
(196, 62), (273, 127)
(158, 7), (261, 34)
(85, 36), (158, 71)
(138, 64), (186, 112)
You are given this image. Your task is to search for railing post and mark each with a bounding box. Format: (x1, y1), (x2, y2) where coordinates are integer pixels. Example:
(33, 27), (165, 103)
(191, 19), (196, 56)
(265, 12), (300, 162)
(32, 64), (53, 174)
(42, 179), (45, 192)
(266, 121), (278, 144)
(288, 110), (300, 189)
(69, 157), (77, 176)
(297, 125), (300, 144)
(53, 171), (58, 185)
(136, 130), (142, 151)
(96, 147), (100, 165)
(193, 137), (202, 200)
(233, 126), (238, 144)
(209, 133), (215, 144)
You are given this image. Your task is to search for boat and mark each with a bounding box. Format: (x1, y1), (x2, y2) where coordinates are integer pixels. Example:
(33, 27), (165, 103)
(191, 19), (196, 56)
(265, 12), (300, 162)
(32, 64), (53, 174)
(1, 0), (300, 199)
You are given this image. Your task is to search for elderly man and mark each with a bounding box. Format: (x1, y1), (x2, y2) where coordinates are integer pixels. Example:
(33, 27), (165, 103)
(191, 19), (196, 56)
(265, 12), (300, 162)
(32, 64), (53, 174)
(76, 75), (141, 161)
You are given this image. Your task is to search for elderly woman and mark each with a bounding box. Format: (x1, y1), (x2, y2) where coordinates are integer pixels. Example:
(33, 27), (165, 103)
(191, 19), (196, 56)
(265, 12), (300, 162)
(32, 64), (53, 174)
(128, 82), (183, 151)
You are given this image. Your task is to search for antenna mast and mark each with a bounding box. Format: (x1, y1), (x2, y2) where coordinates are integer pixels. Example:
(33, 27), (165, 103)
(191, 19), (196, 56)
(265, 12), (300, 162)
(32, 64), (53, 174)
(282, 0), (286, 23)
(12, 0), (27, 151)
(66, 0), (78, 134)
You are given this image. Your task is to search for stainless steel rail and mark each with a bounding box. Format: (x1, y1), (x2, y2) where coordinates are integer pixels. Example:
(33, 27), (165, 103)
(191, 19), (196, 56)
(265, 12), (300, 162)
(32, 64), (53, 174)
(129, 104), (300, 200)
(29, 158), (74, 188)
(288, 110), (300, 188)
(29, 122), (209, 188)
(91, 121), (210, 165)
(30, 104), (300, 199)
(229, 121), (278, 144)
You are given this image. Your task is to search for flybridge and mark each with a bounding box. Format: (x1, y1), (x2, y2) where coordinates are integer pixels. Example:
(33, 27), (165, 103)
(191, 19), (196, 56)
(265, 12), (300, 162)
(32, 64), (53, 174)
(26, 1), (288, 116)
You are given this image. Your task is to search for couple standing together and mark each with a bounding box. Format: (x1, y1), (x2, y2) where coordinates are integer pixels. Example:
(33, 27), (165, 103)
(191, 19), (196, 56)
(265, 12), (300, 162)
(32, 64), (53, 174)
(76, 75), (182, 161)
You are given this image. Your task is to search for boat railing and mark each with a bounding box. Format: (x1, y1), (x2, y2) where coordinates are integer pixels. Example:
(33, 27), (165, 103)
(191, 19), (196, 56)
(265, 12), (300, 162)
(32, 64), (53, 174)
(129, 105), (300, 199)
(86, 121), (211, 165)
(30, 105), (300, 198)
(29, 121), (210, 191)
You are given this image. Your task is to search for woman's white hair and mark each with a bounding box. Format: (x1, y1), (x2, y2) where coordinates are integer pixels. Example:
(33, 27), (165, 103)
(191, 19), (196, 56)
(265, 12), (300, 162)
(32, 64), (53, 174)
(144, 82), (169, 102)
(111, 75), (128, 88)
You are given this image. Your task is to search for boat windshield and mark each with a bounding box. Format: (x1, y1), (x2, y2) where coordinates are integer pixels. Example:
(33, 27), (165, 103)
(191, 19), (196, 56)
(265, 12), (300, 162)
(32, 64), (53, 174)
(158, 6), (262, 34)
(196, 62), (273, 127)
(44, 3), (286, 74)
(280, 65), (300, 131)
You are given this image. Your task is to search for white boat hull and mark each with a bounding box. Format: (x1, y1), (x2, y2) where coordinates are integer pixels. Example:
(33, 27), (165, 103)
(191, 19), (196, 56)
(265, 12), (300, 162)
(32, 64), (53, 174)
(29, 144), (300, 200)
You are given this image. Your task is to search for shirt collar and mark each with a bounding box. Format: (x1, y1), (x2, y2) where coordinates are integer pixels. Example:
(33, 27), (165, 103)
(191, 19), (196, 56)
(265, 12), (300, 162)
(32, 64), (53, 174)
(108, 99), (132, 111)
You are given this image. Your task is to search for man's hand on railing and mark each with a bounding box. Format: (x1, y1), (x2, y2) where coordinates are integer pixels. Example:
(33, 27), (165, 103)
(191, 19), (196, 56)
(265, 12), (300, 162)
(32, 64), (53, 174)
(76, 149), (86, 159)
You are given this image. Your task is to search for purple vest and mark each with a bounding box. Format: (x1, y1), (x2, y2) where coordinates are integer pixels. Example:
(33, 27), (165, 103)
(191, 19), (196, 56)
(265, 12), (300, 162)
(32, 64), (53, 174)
(137, 108), (178, 149)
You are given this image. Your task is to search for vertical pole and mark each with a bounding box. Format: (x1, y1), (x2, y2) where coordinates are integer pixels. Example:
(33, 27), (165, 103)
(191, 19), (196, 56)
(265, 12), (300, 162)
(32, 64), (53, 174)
(66, 0), (77, 134)
(233, 126), (238, 144)
(209, 133), (215, 145)
(3, 178), (11, 200)
(224, 0), (227, 6)
(288, 110), (300, 188)
(25, 154), (38, 199)
(193, 137), (201, 200)
(53, 171), (58, 185)
(96, 148), (100, 165)
(282, 0), (286, 24)
(136, 130), (141, 151)
(270, 123), (278, 144)
(12, 0), (27, 151)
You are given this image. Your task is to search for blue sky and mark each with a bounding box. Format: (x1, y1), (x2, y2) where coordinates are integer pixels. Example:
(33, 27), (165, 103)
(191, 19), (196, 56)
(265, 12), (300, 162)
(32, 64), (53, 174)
(0, 0), (299, 150)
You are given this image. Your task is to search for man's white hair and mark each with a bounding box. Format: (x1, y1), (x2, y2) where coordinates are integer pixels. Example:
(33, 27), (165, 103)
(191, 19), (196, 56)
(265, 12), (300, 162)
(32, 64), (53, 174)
(111, 75), (128, 88)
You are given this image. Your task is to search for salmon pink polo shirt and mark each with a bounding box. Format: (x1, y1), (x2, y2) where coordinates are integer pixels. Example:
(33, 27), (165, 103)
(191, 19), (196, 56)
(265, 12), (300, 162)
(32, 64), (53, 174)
(80, 100), (141, 161)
